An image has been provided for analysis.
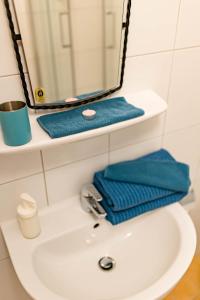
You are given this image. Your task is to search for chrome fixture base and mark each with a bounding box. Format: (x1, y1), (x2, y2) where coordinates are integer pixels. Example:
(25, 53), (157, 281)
(80, 184), (106, 219)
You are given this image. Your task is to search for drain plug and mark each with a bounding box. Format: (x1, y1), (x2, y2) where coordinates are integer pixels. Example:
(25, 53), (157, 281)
(98, 256), (116, 271)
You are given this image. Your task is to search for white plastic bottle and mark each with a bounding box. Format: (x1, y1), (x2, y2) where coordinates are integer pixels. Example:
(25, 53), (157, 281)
(17, 193), (41, 239)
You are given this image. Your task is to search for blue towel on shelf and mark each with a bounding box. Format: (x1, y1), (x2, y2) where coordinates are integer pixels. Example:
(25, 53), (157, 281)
(104, 149), (190, 193)
(37, 97), (144, 139)
(76, 90), (104, 100)
(93, 149), (190, 225)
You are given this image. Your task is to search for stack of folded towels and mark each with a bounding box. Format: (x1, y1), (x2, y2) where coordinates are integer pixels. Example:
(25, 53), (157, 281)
(94, 149), (190, 225)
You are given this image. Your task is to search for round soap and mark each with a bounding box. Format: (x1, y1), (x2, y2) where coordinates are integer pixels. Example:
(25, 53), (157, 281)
(82, 109), (96, 120)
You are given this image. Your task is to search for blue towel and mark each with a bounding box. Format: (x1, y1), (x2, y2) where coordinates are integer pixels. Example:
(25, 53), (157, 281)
(94, 171), (178, 212)
(104, 149), (190, 193)
(76, 90), (104, 100)
(101, 192), (186, 225)
(37, 97), (144, 138)
(93, 149), (190, 225)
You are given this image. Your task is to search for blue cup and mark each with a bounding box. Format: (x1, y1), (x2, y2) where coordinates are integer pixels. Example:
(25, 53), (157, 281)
(0, 101), (32, 146)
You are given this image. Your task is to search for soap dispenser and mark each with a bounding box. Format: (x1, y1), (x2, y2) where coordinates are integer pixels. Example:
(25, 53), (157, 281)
(17, 193), (41, 239)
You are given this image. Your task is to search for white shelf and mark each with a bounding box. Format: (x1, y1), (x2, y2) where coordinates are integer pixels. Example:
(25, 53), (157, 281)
(0, 90), (167, 155)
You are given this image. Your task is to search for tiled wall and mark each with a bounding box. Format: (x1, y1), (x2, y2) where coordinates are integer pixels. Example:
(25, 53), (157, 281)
(1, 0), (200, 299)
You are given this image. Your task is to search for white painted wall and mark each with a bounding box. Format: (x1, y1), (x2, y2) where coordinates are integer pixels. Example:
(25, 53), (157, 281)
(0, 0), (200, 298)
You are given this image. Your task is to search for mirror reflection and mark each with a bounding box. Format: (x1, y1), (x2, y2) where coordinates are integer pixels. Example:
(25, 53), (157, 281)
(14, 0), (127, 104)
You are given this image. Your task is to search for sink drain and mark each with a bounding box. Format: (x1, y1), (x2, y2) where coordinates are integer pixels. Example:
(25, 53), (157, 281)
(98, 256), (116, 271)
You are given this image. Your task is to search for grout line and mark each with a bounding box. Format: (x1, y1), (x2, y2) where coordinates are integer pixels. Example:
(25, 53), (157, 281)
(0, 72), (28, 79)
(173, 0), (182, 49)
(40, 151), (50, 206)
(161, 0), (183, 146)
(0, 171), (43, 187)
(127, 49), (173, 58)
(161, 49), (175, 146)
(126, 44), (200, 59)
(164, 122), (200, 137)
(0, 73), (19, 79)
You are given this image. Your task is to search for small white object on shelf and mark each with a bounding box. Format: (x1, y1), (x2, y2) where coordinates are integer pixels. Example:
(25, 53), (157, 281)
(0, 90), (167, 155)
(17, 193), (41, 239)
(64, 97), (79, 104)
(82, 109), (96, 120)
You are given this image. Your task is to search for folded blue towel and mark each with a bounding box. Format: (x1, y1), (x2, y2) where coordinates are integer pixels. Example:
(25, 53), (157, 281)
(101, 192), (186, 225)
(94, 171), (177, 212)
(104, 149), (190, 193)
(37, 97), (144, 138)
(93, 149), (190, 225)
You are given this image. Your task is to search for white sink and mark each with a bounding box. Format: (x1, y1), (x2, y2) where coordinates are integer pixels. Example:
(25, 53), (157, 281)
(1, 196), (196, 300)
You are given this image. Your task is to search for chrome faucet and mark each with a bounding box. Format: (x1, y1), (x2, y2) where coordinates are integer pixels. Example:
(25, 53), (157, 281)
(80, 184), (107, 219)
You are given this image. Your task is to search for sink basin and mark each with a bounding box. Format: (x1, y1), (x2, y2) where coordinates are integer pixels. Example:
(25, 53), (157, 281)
(1, 196), (196, 300)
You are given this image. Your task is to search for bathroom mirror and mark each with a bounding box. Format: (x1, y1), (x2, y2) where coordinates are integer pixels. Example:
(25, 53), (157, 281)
(4, 0), (131, 110)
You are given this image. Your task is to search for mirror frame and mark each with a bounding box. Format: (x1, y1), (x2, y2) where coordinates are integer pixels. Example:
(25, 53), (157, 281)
(4, 0), (132, 110)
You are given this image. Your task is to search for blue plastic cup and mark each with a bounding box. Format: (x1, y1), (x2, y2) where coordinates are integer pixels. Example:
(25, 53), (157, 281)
(0, 101), (32, 146)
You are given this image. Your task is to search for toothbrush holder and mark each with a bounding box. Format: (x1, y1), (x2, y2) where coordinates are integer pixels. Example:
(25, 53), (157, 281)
(0, 100), (32, 146)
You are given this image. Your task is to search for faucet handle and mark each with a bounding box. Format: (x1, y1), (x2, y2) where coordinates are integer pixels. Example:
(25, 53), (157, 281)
(81, 184), (106, 219)
(87, 197), (107, 219)
(82, 183), (103, 202)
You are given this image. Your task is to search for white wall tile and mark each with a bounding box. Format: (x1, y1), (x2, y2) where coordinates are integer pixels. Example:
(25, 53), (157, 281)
(119, 52), (173, 100)
(163, 125), (200, 182)
(127, 0), (180, 56)
(189, 163), (200, 254)
(0, 258), (32, 300)
(193, 164), (200, 205)
(0, 75), (25, 103)
(42, 135), (108, 170)
(0, 152), (42, 184)
(165, 48), (200, 133)
(176, 0), (200, 49)
(110, 137), (162, 164)
(0, 1), (19, 77)
(0, 229), (8, 261)
(45, 154), (108, 204)
(0, 174), (47, 222)
(110, 116), (164, 151)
